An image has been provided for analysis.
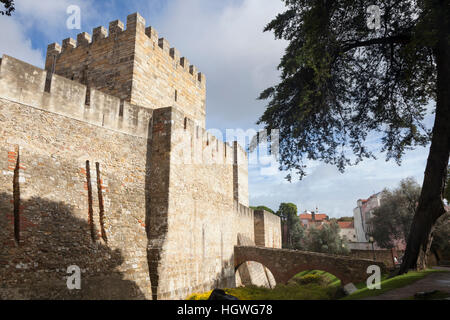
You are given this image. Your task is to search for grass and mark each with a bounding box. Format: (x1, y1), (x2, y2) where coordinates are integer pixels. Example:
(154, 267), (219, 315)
(187, 284), (338, 300)
(187, 270), (342, 300)
(292, 270), (341, 287)
(187, 269), (449, 300)
(341, 269), (442, 300)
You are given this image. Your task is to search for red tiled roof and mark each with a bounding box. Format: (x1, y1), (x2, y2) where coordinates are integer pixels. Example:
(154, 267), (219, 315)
(299, 213), (328, 221)
(338, 221), (354, 229)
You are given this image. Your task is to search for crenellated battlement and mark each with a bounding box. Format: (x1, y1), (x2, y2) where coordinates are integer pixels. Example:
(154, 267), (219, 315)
(151, 105), (251, 169)
(0, 12), (264, 301)
(45, 13), (206, 127)
(0, 55), (244, 170)
(46, 13), (204, 90)
(0, 55), (152, 138)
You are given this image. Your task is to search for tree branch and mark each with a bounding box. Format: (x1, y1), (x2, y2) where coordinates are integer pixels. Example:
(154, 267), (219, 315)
(341, 34), (412, 53)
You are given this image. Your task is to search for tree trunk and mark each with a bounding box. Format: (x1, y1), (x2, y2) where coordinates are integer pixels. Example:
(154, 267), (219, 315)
(398, 2), (450, 274)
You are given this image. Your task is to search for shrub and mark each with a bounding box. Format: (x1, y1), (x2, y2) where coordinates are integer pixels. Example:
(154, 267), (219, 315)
(295, 274), (323, 285)
(186, 290), (213, 300)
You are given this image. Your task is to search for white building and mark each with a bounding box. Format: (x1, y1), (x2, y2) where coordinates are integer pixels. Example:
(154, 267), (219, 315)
(353, 193), (383, 242)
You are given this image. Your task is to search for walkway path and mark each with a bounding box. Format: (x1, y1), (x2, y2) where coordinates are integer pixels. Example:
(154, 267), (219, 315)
(364, 267), (450, 300)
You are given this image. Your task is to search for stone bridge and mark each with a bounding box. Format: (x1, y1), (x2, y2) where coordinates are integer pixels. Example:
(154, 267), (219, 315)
(234, 246), (387, 285)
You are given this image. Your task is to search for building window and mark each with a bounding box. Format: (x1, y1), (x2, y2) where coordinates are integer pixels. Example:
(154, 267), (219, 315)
(175, 89), (178, 102)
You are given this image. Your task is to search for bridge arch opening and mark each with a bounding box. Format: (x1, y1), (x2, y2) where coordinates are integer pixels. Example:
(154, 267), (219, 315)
(235, 261), (276, 289)
(286, 270), (342, 287)
(284, 269), (347, 299)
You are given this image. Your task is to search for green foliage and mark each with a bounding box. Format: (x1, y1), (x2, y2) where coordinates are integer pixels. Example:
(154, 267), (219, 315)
(294, 273), (323, 285)
(258, 0), (442, 180)
(187, 285), (336, 300)
(289, 218), (305, 250)
(370, 177), (448, 261)
(304, 221), (349, 255)
(186, 290), (214, 300)
(277, 203), (298, 223)
(187, 271), (342, 300)
(277, 203), (305, 249)
(250, 205), (275, 214)
(337, 217), (354, 222)
(0, 0), (14, 16)
(370, 177), (421, 248)
(188, 270), (445, 301)
(292, 270), (342, 287)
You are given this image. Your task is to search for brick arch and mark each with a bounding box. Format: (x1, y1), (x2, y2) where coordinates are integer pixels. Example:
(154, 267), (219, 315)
(234, 246), (387, 285)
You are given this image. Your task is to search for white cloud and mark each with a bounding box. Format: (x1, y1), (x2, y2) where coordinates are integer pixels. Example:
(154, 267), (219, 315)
(149, 0), (288, 129)
(0, 0), (99, 67)
(249, 145), (429, 218)
(0, 17), (44, 67)
(15, 0), (97, 37)
(15, 0), (76, 22)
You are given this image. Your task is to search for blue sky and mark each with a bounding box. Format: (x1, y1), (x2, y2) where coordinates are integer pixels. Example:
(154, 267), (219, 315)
(0, 0), (434, 217)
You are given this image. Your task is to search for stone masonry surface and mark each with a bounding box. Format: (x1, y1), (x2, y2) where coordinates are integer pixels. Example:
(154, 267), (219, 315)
(0, 16), (281, 298)
(45, 13), (206, 127)
(0, 12), (377, 300)
(234, 246), (387, 285)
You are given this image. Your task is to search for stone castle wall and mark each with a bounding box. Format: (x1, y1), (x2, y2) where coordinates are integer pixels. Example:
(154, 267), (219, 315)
(234, 210), (280, 289)
(0, 54), (281, 299)
(0, 56), (152, 299)
(0, 55), (152, 138)
(235, 229), (277, 289)
(147, 106), (236, 299)
(147, 107), (269, 299)
(233, 142), (249, 207)
(254, 210), (282, 249)
(45, 13), (206, 127)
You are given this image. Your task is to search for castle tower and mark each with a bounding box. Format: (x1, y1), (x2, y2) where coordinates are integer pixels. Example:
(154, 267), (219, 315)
(45, 13), (207, 127)
(0, 8), (285, 300)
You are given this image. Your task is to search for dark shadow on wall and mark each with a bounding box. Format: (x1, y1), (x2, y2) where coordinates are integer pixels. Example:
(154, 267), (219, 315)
(144, 114), (169, 301)
(0, 192), (146, 300)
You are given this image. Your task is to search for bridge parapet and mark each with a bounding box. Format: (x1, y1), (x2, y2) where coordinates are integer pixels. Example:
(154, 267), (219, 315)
(234, 246), (387, 285)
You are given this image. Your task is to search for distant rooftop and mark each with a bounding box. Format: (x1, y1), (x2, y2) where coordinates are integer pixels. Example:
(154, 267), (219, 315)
(299, 213), (328, 221)
(337, 221), (354, 229)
